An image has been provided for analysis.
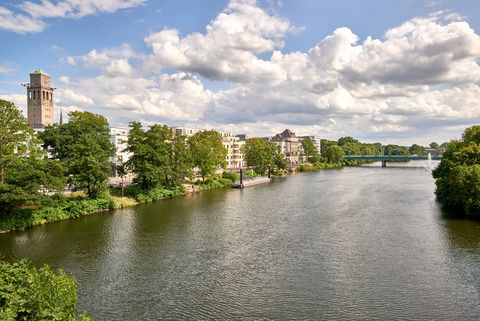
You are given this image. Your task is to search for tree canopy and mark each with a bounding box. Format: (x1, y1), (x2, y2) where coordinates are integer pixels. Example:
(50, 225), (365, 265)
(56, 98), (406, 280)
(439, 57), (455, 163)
(126, 122), (193, 190)
(188, 130), (226, 180)
(0, 259), (91, 320)
(433, 125), (480, 216)
(40, 111), (114, 198)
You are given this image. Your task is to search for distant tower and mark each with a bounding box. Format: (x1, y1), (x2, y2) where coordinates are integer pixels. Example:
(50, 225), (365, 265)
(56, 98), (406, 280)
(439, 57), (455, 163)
(26, 69), (55, 129)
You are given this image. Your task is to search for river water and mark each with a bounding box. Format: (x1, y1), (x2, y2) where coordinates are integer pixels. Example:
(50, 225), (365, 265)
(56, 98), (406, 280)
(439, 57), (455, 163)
(1, 165), (480, 320)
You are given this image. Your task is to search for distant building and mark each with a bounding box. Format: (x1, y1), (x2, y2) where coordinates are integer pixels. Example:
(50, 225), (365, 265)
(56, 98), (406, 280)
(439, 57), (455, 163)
(173, 127), (203, 137)
(270, 129), (308, 168)
(110, 127), (131, 177)
(25, 69), (55, 129)
(220, 132), (245, 169)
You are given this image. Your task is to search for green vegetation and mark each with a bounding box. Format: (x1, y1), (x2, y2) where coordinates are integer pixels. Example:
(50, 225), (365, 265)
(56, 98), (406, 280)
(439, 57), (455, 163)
(0, 259), (92, 320)
(0, 196), (114, 232)
(40, 111), (114, 198)
(243, 138), (286, 175)
(126, 122), (193, 190)
(433, 125), (480, 217)
(188, 130), (227, 180)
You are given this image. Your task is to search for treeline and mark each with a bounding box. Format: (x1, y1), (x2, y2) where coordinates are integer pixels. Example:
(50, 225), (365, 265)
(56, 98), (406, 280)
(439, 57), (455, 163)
(433, 125), (480, 217)
(0, 100), (233, 230)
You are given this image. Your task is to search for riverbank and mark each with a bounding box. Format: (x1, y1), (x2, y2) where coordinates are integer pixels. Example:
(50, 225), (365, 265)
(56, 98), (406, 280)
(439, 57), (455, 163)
(0, 177), (234, 233)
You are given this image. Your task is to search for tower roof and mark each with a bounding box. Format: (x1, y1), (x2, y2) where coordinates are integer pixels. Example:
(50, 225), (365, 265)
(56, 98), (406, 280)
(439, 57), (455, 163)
(31, 69), (49, 76)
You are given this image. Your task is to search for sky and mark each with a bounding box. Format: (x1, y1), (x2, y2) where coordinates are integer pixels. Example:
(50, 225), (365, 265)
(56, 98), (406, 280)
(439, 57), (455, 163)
(0, 0), (479, 145)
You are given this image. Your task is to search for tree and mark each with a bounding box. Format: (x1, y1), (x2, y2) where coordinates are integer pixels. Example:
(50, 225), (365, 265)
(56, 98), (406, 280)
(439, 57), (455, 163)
(429, 142), (439, 149)
(40, 111), (114, 198)
(301, 137), (320, 163)
(0, 259), (91, 320)
(322, 145), (344, 164)
(432, 125), (480, 216)
(337, 136), (359, 147)
(188, 130), (226, 180)
(243, 138), (274, 175)
(0, 100), (38, 185)
(127, 122), (182, 190)
(409, 144), (427, 156)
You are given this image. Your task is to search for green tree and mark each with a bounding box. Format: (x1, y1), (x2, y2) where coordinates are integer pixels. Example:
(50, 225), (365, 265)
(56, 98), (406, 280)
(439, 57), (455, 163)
(433, 125), (480, 216)
(322, 145), (344, 164)
(40, 111), (114, 198)
(0, 259), (91, 320)
(409, 144), (427, 156)
(243, 138), (275, 175)
(301, 137), (320, 163)
(188, 130), (226, 180)
(429, 142), (439, 149)
(337, 136), (360, 147)
(126, 122), (183, 190)
(0, 100), (38, 185)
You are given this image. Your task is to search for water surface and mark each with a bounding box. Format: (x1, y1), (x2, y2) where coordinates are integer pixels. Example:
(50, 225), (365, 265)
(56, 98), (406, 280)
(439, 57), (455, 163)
(1, 166), (479, 320)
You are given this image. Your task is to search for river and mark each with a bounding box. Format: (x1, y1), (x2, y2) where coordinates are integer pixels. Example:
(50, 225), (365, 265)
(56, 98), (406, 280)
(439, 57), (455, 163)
(1, 165), (479, 320)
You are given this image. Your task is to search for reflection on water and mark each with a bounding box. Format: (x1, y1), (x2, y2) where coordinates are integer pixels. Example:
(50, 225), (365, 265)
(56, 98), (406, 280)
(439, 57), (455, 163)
(0, 167), (479, 320)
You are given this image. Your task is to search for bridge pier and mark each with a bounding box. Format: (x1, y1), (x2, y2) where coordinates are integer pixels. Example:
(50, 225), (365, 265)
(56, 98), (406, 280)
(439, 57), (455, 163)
(381, 160), (387, 168)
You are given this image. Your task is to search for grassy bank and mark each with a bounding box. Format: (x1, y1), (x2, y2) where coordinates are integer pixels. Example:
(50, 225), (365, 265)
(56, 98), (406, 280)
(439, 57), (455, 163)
(0, 197), (115, 232)
(0, 175), (239, 233)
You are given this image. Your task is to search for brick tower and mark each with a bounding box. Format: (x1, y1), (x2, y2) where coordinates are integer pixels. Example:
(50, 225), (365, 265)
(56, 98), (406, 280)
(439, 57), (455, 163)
(27, 69), (55, 129)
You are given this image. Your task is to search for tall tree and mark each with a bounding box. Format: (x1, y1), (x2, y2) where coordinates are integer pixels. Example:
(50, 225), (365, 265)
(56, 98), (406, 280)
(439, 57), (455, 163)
(126, 123), (192, 190)
(322, 145), (344, 164)
(243, 138), (283, 174)
(409, 144), (427, 156)
(429, 142), (439, 149)
(188, 130), (226, 180)
(0, 100), (38, 185)
(301, 137), (320, 163)
(40, 111), (114, 198)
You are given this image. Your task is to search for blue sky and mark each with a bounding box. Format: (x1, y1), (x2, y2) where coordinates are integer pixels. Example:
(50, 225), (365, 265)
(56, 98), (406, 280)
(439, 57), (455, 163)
(1, 0), (480, 145)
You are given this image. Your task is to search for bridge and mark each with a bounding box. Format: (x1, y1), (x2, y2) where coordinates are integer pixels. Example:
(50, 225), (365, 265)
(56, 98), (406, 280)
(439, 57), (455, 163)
(344, 155), (442, 167)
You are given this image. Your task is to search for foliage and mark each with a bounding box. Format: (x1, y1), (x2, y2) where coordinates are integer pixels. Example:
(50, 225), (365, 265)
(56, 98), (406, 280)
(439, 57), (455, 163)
(383, 144), (409, 156)
(0, 197), (114, 231)
(196, 177), (232, 190)
(242, 138), (280, 175)
(0, 99), (40, 186)
(322, 145), (344, 163)
(409, 144), (427, 156)
(429, 142), (439, 149)
(222, 171), (239, 182)
(0, 259), (91, 320)
(188, 130), (226, 180)
(301, 137), (320, 163)
(126, 122), (192, 190)
(433, 125), (480, 217)
(134, 186), (186, 203)
(40, 111), (114, 198)
(337, 136), (360, 147)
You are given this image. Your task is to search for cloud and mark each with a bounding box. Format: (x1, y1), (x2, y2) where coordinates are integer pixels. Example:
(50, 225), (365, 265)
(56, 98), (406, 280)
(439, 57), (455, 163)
(0, 0), (145, 33)
(0, 6), (44, 34)
(0, 64), (14, 74)
(42, 1), (480, 144)
(144, 0), (291, 83)
(18, 0), (146, 18)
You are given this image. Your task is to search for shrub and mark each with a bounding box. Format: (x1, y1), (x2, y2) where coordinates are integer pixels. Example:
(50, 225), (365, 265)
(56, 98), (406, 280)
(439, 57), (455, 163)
(222, 171), (239, 182)
(0, 259), (92, 320)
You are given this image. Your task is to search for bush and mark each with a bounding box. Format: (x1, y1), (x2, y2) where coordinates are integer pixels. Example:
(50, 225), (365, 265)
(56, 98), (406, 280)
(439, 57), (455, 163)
(196, 177), (232, 190)
(222, 171), (239, 182)
(134, 186), (186, 203)
(0, 197), (115, 232)
(0, 259), (92, 320)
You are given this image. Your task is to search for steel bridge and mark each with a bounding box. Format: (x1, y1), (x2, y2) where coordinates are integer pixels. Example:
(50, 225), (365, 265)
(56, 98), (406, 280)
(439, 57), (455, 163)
(344, 155), (442, 167)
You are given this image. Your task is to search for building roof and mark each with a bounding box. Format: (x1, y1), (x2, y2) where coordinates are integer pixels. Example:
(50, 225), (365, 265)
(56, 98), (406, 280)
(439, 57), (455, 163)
(31, 69), (49, 76)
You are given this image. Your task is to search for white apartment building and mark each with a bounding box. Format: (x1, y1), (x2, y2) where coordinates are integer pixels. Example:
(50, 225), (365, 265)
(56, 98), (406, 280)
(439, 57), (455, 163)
(110, 127), (132, 176)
